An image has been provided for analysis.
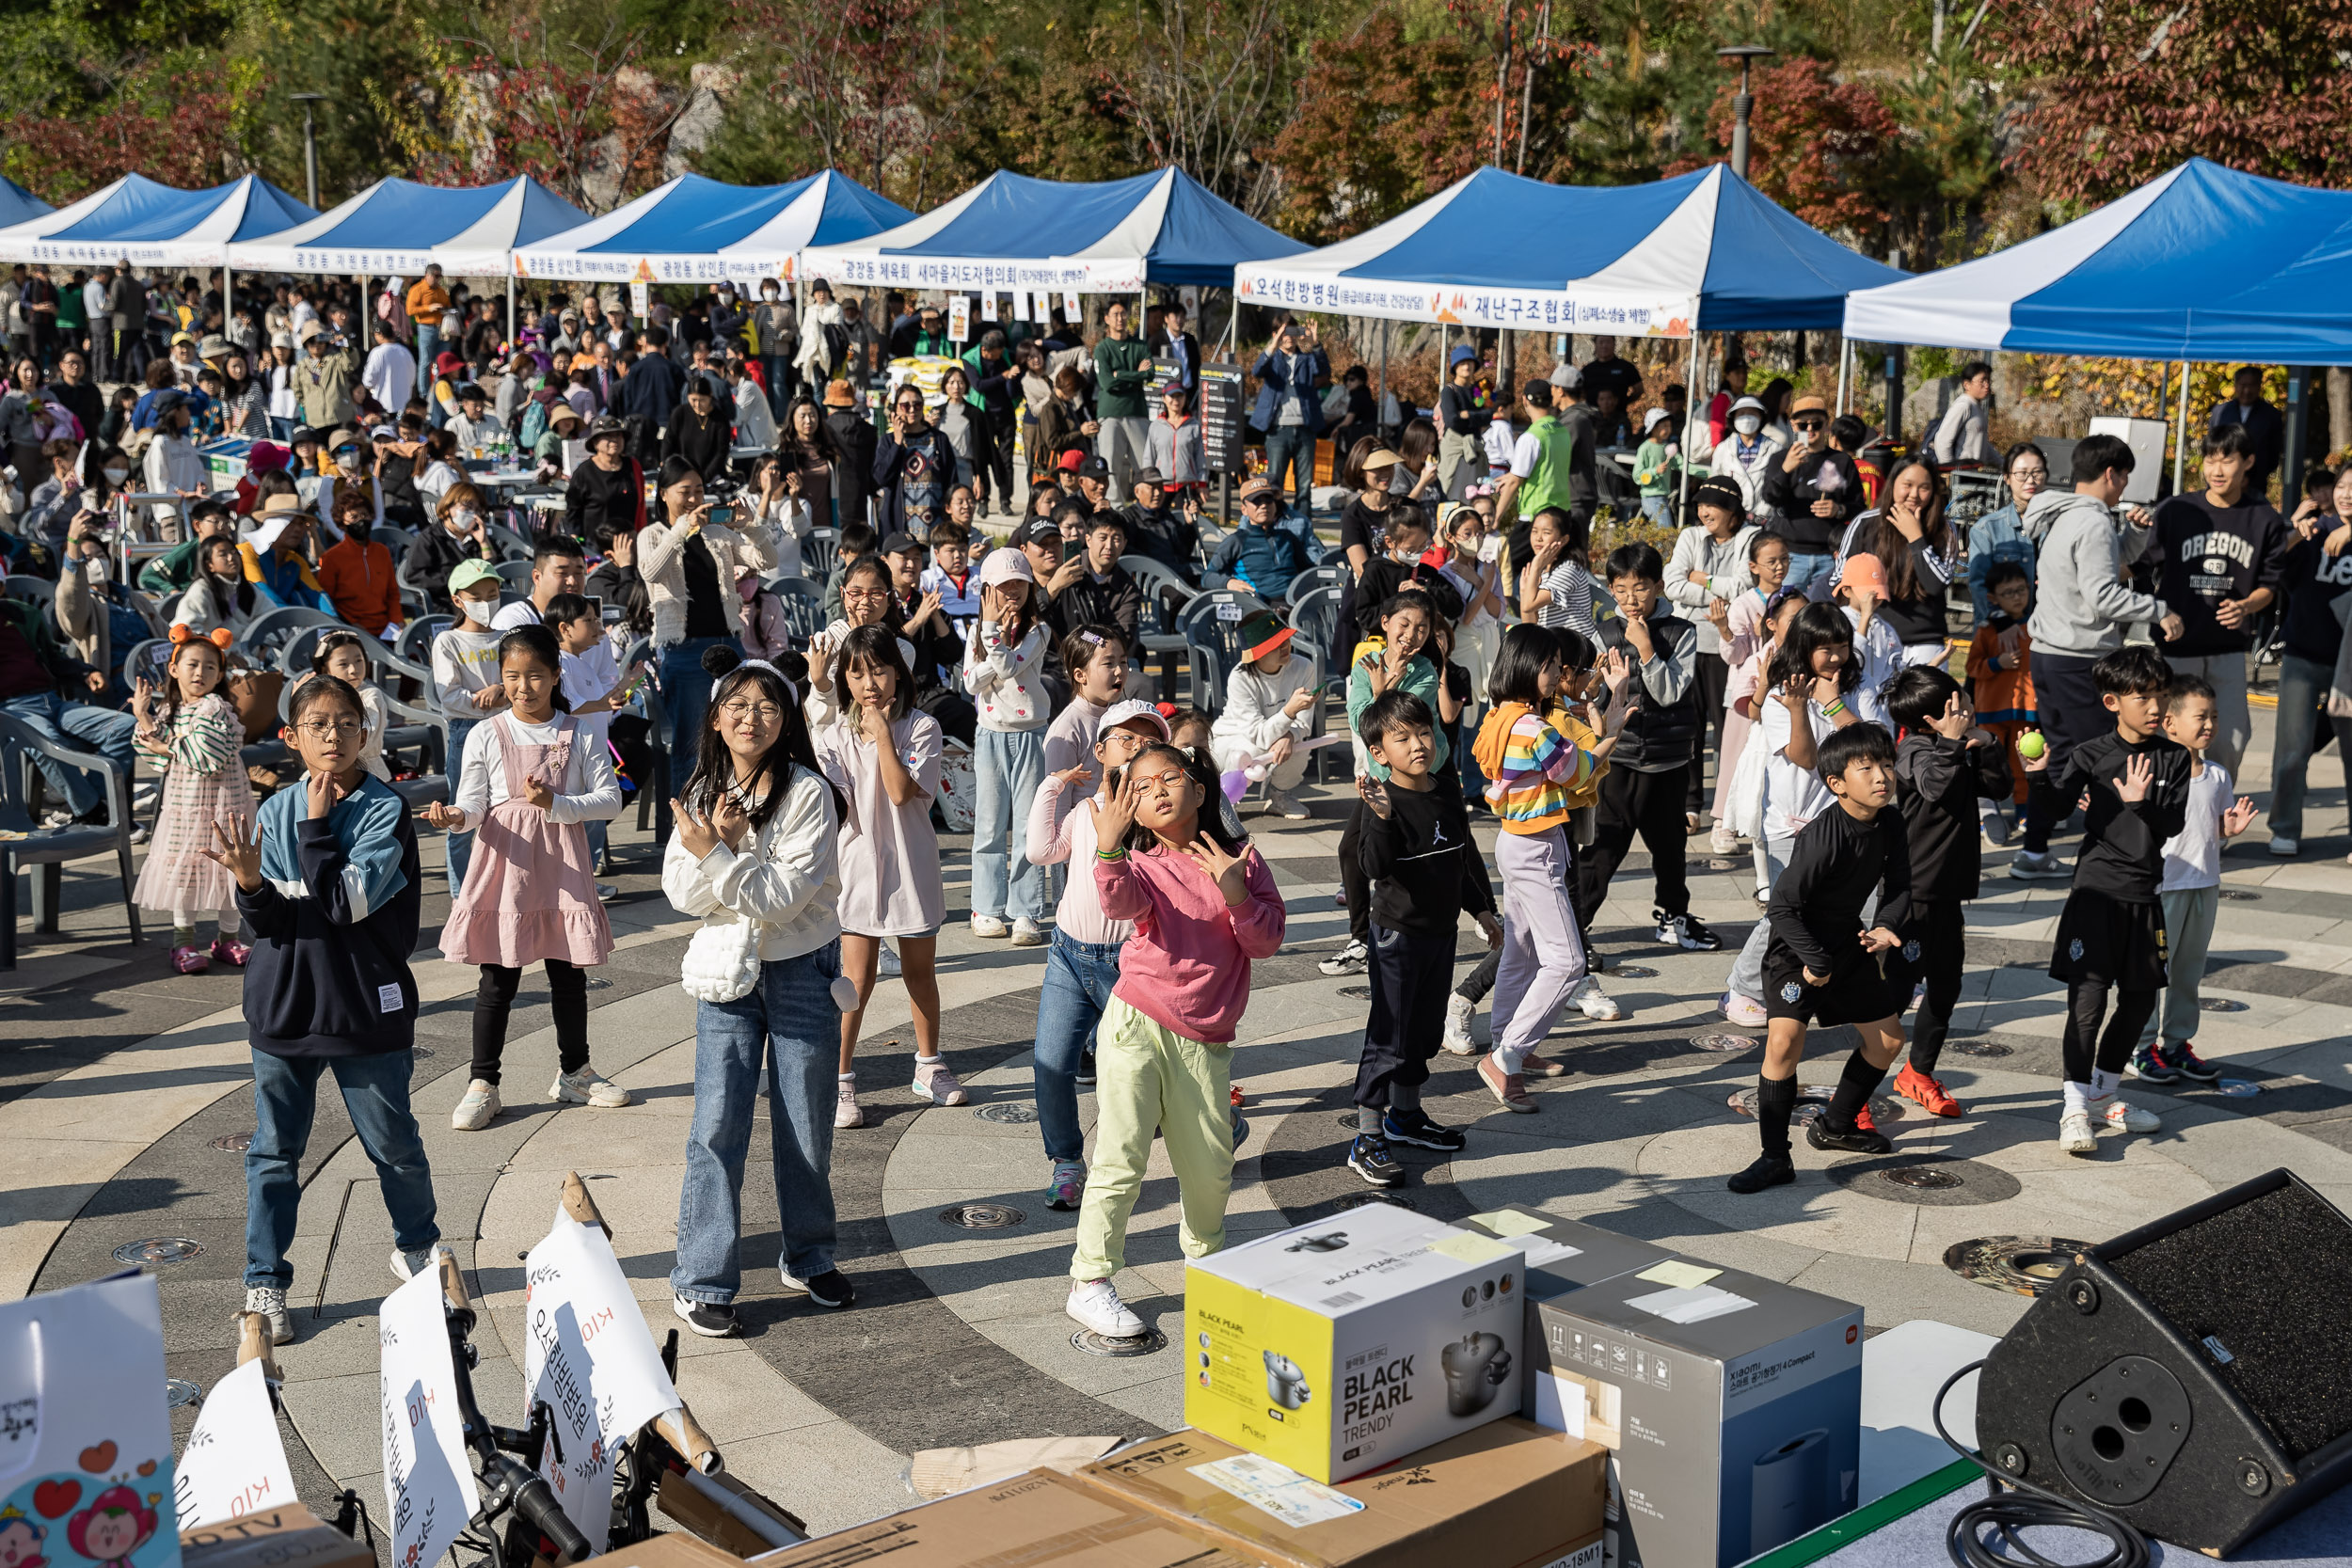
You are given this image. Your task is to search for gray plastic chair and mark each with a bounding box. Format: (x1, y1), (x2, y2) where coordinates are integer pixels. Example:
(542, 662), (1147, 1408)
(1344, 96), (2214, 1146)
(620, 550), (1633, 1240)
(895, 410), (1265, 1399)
(766, 578), (827, 642)
(802, 528), (840, 583)
(1177, 588), (1267, 717)
(0, 711), (139, 960)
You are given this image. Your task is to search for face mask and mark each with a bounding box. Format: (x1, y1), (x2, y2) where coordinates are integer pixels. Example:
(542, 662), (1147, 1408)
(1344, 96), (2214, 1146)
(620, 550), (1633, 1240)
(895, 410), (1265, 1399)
(461, 597), (494, 626)
(762, 289), (779, 301)
(452, 508), (480, 531)
(1734, 415), (1762, 436)
(339, 451), (362, 472)
(84, 555), (109, 582)
(103, 467), (129, 485)
(345, 518), (372, 541)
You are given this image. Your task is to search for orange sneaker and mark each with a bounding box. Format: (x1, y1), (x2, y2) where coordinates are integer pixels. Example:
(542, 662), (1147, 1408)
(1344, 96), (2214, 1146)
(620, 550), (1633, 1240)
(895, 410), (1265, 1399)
(1895, 1065), (1963, 1118)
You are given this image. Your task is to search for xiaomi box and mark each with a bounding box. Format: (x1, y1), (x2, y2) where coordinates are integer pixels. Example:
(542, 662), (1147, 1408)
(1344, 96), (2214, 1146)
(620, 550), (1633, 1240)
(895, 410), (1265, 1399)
(1073, 1419), (1607, 1568)
(1523, 1261), (1863, 1568)
(1458, 1206), (1674, 1299)
(1185, 1204), (1528, 1481)
(748, 1469), (1254, 1568)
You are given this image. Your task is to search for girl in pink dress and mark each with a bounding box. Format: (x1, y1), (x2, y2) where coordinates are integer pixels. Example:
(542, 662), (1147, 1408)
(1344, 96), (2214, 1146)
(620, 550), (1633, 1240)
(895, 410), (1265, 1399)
(1715, 531), (1793, 837)
(426, 624), (629, 1132)
(133, 626), (257, 974)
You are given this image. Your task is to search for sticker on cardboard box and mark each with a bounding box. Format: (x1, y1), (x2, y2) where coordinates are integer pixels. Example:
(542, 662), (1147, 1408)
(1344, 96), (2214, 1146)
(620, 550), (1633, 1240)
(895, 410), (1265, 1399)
(1428, 1231), (1516, 1264)
(1189, 1453), (1367, 1528)
(1468, 1210), (1552, 1238)
(1535, 1541), (1603, 1568)
(1625, 1283), (1756, 1324)
(1633, 1260), (1721, 1290)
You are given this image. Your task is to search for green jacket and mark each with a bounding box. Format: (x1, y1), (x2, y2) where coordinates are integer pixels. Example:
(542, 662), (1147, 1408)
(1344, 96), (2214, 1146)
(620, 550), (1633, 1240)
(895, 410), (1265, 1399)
(1092, 334), (1153, 420)
(1514, 413), (1580, 521)
(139, 537), (202, 598)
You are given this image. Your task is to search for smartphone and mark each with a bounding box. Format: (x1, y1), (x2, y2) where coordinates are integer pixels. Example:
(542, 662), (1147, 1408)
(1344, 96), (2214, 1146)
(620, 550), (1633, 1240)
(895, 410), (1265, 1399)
(707, 504), (734, 529)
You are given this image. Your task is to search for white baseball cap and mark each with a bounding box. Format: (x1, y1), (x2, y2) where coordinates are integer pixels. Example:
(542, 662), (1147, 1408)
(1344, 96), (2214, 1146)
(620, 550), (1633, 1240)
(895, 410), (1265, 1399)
(1098, 699), (1172, 741)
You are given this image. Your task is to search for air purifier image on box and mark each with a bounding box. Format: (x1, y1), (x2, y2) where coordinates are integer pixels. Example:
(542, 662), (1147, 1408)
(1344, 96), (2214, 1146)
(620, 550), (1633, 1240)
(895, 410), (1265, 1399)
(1263, 1350), (1311, 1410)
(1750, 1428), (1833, 1555)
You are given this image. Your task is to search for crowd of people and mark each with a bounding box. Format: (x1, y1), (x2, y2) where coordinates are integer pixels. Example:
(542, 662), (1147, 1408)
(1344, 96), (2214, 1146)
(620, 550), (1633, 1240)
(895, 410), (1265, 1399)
(0, 259), (2338, 1352)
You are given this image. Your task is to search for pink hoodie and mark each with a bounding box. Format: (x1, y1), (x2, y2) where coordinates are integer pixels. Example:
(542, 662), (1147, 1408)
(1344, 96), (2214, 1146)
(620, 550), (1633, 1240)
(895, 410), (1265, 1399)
(1096, 841), (1286, 1044)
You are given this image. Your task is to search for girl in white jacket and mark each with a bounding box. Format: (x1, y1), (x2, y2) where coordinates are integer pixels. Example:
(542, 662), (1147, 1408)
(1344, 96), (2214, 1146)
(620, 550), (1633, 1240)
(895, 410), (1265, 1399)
(1210, 610), (1317, 819)
(964, 547), (1052, 941)
(661, 647), (855, 1337)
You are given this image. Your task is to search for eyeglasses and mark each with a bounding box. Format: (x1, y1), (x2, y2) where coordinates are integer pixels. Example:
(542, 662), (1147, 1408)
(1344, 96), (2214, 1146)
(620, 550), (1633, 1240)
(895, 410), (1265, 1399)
(843, 586), (890, 601)
(296, 720), (364, 739)
(1128, 768), (1187, 792)
(720, 701), (785, 723)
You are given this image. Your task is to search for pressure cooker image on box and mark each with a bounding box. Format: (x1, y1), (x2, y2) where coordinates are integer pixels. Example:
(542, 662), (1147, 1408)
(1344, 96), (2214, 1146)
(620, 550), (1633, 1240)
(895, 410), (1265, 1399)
(1263, 1350), (1312, 1410)
(1441, 1331), (1514, 1417)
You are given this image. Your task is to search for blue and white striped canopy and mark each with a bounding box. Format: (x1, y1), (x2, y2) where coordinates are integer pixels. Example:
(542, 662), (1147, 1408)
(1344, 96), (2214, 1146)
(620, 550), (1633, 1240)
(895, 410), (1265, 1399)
(514, 170), (912, 286)
(800, 167), (1308, 293)
(226, 177), (586, 277)
(1235, 164), (1903, 337)
(1843, 159), (2352, 362)
(0, 173), (314, 267)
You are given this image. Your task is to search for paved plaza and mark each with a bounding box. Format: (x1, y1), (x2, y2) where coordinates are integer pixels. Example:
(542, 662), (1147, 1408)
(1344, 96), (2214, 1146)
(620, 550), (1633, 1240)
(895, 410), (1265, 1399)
(8, 721), (2352, 1550)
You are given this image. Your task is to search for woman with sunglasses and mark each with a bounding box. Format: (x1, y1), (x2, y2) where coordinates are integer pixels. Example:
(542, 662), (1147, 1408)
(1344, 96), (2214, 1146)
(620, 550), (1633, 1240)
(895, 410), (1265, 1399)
(1760, 393), (1865, 601)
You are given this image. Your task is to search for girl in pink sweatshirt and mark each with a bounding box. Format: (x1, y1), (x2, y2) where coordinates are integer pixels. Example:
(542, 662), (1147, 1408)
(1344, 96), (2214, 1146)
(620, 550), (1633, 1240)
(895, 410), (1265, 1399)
(1064, 741), (1286, 1341)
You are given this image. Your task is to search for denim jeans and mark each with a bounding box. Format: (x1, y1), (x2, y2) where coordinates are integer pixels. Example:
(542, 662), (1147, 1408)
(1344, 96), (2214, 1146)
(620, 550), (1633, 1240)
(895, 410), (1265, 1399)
(444, 716), (477, 893)
(1263, 427), (1313, 515)
(2268, 651), (2352, 842)
(1032, 928), (1120, 1164)
(972, 726), (1047, 921)
(673, 942), (844, 1301)
(1640, 495), (1676, 528)
(1785, 550), (1836, 602)
(657, 636), (730, 839)
(1, 691), (138, 819)
(415, 325), (440, 399)
(245, 1048), (438, 1290)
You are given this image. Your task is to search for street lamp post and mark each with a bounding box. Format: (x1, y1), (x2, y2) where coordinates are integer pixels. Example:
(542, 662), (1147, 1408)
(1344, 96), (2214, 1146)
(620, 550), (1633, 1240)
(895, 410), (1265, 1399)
(1716, 45), (1775, 182)
(290, 93), (326, 211)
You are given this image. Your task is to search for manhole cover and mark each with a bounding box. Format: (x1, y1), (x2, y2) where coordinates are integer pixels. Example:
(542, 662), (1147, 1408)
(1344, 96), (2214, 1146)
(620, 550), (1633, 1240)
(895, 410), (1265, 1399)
(1727, 1086), (1904, 1125)
(1337, 986), (1371, 1000)
(974, 1102), (1040, 1125)
(938, 1204), (1025, 1230)
(2201, 998), (2247, 1013)
(1708, 858), (1739, 872)
(1331, 1192), (1416, 1212)
(1612, 965), (1658, 979)
(210, 1132), (253, 1153)
(1882, 1165), (1963, 1190)
(1071, 1327), (1167, 1357)
(1947, 1037), (2012, 1058)
(113, 1238), (202, 1266)
(1338, 1112), (1370, 1127)
(1691, 1033), (1759, 1053)
(166, 1379), (202, 1409)
(2218, 890), (2259, 902)
(1944, 1235), (2094, 1296)
(1836, 1157), (2020, 1206)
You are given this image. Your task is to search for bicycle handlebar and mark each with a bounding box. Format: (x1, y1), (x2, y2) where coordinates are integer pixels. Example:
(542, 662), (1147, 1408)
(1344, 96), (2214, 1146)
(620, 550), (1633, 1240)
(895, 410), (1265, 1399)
(495, 1458), (592, 1564)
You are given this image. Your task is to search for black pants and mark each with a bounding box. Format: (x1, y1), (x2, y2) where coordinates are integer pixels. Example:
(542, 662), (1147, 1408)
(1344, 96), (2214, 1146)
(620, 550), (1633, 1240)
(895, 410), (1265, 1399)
(1579, 765), (1690, 924)
(978, 410), (1016, 511)
(1456, 944), (1501, 1003)
(1888, 898), (1965, 1077)
(2023, 650), (2104, 852)
(1686, 650), (1730, 815)
(917, 685), (977, 747)
(1356, 924), (1454, 1107)
(2063, 980), (2156, 1085)
(1339, 799), (1372, 947)
(472, 959), (588, 1085)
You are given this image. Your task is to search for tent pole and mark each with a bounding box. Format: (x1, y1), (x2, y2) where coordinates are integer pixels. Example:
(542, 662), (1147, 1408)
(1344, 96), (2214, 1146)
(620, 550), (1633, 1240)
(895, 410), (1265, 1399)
(2172, 360), (2189, 497)
(1836, 339), (1849, 417)
(506, 275), (517, 349)
(1680, 330), (1698, 517)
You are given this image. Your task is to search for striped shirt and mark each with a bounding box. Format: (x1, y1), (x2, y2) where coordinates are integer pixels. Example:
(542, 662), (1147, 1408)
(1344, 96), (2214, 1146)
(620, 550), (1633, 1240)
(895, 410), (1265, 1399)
(1474, 704), (1599, 834)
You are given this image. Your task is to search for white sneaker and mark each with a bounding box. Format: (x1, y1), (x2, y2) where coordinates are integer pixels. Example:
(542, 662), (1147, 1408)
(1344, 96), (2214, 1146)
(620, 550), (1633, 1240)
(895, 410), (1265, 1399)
(1067, 1277), (1146, 1338)
(1721, 990), (1769, 1027)
(1009, 917), (1047, 947)
(1440, 992), (1479, 1054)
(550, 1067), (633, 1107)
(244, 1286), (292, 1345)
(596, 882), (619, 903)
(2269, 834), (2298, 858)
(834, 1078), (864, 1129)
(389, 1243), (446, 1283)
(1318, 939), (1369, 976)
(1708, 824), (1739, 855)
(1573, 975), (1622, 1021)
(2102, 1097), (2161, 1134)
(451, 1078), (501, 1131)
(1268, 788), (1311, 820)
(970, 913), (1010, 939)
(877, 941), (902, 977)
(2058, 1111), (2097, 1155)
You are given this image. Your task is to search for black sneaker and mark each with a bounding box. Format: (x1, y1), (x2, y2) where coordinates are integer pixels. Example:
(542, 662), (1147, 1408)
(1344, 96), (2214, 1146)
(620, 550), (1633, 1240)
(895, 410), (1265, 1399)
(1805, 1117), (1893, 1155)
(784, 1269), (855, 1309)
(1074, 1050), (1096, 1086)
(2165, 1042), (2222, 1085)
(673, 1295), (739, 1338)
(1655, 910), (1722, 951)
(1727, 1155), (1796, 1194)
(1383, 1108), (1467, 1152)
(1346, 1133), (1406, 1187)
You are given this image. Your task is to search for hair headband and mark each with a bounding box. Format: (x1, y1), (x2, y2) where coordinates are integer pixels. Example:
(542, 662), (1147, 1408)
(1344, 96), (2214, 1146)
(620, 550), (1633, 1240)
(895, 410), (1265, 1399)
(168, 624), (235, 652)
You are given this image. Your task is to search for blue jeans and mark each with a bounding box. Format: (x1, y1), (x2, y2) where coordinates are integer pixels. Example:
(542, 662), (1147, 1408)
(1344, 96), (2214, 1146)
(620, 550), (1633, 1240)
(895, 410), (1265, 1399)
(972, 726), (1047, 921)
(1785, 549), (1836, 601)
(2269, 651), (2352, 842)
(1640, 495), (1675, 528)
(1033, 929), (1121, 1164)
(245, 1047), (437, 1290)
(1, 691), (137, 819)
(673, 943), (844, 1301)
(657, 636), (730, 839)
(1263, 427), (1313, 515)
(415, 325), (439, 399)
(444, 716), (477, 893)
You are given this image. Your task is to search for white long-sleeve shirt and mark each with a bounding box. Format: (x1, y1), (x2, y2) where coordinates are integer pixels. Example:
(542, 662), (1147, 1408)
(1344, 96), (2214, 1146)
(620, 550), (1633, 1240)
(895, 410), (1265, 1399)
(1025, 772), (1134, 947)
(660, 766), (843, 961)
(450, 713), (622, 832)
(143, 433), (204, 533)
(962, 618), (1049, 732)
(1211, 657), (1315, 768)
(363, 342), (416, 412)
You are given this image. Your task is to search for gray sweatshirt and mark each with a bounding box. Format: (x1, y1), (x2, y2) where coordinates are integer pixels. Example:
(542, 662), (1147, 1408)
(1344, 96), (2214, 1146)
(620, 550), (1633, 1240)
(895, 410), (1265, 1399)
(2024, 488), (2167, 657)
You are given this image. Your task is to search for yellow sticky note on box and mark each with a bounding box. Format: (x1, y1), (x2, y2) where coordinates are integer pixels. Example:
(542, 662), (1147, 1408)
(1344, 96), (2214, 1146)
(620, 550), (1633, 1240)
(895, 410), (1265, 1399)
(1635, 1259), (1722, 1290)
(1430, 1231), (1518, 1264)
(1469, 1210), (1553, 1238)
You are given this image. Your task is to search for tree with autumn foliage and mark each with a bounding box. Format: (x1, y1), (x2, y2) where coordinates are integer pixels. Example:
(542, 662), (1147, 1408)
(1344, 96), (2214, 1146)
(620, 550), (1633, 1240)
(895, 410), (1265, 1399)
(725, 0), (955, 200)
(1671, 56), (1897, 238)
(8, 68), (239, 199)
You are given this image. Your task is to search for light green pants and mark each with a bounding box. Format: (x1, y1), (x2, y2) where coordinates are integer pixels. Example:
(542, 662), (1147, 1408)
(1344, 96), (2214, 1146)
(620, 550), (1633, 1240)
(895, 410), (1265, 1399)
(1070, 994), (1233, 1281)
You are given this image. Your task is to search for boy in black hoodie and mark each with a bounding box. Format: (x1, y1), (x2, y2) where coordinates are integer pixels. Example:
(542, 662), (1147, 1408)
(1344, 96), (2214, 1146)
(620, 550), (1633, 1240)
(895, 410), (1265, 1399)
(1349, 690), (1502, 1188)
(1883, 667), (2012, 1119)
(206, 674), (437, 1345)
(1731, 722), (1914, 1195)
(2021, 644), (2190, 1156)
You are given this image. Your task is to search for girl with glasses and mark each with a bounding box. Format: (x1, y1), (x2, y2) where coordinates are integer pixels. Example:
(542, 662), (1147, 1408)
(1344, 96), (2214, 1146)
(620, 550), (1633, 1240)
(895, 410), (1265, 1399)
(1964, 441), (2048, 624)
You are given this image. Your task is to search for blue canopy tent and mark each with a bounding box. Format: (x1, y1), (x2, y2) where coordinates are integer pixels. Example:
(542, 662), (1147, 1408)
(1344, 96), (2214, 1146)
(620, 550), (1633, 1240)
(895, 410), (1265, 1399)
(225, 176), (587, 277)
(0, 172), (313, 267)
(1236, 163), (1903, 338)
(0, 178), (50, 230)
(512, 170), (912, 285)
(798, 166), (1308, 293)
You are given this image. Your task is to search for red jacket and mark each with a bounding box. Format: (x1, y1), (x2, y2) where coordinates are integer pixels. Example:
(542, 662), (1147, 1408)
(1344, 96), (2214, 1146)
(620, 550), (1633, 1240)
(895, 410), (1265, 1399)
(317, 537), (401, 635)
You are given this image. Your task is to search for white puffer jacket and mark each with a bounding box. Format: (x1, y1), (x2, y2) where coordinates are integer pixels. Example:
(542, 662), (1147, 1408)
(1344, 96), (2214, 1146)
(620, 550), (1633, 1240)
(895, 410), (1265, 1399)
(661, 765), (843, 970)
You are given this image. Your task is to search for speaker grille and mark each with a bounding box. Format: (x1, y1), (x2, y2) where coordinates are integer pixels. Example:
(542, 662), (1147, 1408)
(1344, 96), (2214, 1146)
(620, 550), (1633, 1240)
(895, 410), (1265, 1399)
(2106, 1183), (2352, 1462)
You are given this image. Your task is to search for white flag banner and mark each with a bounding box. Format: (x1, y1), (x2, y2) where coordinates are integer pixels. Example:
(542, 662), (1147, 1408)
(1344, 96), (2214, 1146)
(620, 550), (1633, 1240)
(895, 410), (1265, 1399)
(521, 1214), (679, 1554)
(1063, 292), (1083, 324)
(946, 296), (970, 343)
(979, 293), (998, 323)
(1012, 291), (1032, 323)
(174, 1360), (296, 1530)
(379, 1268), (478, 1568)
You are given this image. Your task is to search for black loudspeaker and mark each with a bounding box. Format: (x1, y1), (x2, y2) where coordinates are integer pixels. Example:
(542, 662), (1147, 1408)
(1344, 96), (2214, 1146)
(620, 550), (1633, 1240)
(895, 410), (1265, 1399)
(1976, 1168), (2352, 1555)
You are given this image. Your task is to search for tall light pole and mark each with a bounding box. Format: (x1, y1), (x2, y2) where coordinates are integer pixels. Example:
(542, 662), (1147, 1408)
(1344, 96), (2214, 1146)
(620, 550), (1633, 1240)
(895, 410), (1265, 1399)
(290, 93), (326, 210)
(1716, 45), (1774, 181)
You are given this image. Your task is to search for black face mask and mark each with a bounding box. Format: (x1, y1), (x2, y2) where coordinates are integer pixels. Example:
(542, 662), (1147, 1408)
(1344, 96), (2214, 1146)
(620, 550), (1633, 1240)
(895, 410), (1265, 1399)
(343, 518), (372, 542)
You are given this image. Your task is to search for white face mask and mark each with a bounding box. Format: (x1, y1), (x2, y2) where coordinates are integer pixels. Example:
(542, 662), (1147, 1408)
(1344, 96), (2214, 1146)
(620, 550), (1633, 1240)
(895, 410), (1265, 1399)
(103, 466), (129, 485)
(762, 289), (779, 301)
(1734, 415), (1762, 436)
(452, 508), (480, 531)
(460, 596), (495, 626)
(84, 555), (109, 581)
(338, 451), (362, 472)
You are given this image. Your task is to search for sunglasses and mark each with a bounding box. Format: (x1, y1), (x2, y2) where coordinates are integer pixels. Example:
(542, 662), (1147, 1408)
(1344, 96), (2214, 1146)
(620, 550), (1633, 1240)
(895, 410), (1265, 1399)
(1793, 418), (1826, 431)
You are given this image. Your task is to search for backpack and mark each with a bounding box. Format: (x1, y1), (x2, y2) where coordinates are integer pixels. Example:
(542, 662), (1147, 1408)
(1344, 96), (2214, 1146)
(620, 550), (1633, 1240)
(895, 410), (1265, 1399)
(818, 319), (850, 374)
(516, 396), (549, 452)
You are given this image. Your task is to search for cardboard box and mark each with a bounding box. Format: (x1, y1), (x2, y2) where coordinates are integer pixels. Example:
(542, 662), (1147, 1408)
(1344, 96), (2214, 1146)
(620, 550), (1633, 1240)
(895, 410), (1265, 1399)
(178, 1504), (375, 1568)
(578, 1535), (753, 1568)
(1522, 1261), (1863, 1568)
(1457, 1206), (1674, 1300)
(1184, 1204), (1528, 1482)
(1073, 1419), (1607, 1568)
(747, 1468), (1258, 1567)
